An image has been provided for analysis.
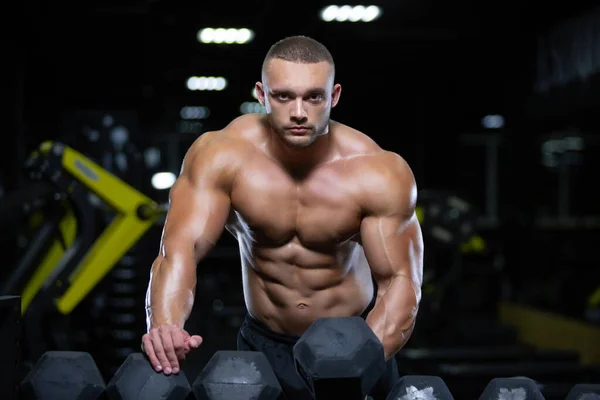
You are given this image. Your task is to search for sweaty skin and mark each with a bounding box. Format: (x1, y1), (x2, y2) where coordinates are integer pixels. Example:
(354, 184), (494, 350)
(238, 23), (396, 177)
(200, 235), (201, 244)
(145, 113), (424, 362)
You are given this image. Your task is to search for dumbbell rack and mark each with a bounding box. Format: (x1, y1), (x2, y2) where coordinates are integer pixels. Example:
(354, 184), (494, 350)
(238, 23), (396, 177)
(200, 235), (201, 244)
(14, 331), (600, 399)
(96, 251), (146, 379)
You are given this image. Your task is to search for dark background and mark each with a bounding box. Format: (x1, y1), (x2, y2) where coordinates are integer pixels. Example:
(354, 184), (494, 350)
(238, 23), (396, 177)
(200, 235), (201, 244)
(3, 0), (600, 398)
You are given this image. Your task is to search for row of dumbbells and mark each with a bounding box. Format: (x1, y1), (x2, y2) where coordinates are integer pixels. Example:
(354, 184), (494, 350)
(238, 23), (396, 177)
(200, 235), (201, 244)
(20, 351), (600, 400)
(19, 316), (600, 399)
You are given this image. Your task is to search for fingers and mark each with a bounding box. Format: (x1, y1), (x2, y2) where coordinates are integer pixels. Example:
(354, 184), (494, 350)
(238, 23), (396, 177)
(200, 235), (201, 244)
(150, 329), (170, 373)
(159, 325), (179, 374)
(183, 334), (203, 354)
(145, 325), (201, 375)
(189, 335), (203, 349)
(142, 333), (162, 372)
(171, 327), (186, 370)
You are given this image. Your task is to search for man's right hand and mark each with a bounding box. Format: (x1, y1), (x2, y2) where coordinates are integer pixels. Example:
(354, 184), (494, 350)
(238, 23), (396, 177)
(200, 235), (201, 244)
(141, 324), (203, 375)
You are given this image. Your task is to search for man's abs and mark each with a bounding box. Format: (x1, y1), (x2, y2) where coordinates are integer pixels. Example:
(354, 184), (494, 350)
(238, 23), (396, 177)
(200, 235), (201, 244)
(217, 123), (383, 336)
(237, 237), (375, 337)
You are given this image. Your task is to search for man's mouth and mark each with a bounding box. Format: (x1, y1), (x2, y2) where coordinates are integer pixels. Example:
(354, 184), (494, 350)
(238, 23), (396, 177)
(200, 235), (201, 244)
(288, 126), (310, 134)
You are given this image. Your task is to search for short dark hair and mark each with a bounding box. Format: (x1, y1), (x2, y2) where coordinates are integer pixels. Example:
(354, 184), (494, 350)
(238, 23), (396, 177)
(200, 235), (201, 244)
(262, 35), (335, 77)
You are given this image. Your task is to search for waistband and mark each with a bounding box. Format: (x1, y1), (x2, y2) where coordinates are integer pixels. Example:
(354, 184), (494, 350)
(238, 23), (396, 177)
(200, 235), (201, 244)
(243, 279), (378, 346)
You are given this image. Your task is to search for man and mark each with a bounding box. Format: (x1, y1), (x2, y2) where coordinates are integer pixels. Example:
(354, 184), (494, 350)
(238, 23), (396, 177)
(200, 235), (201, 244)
(142, 35), (424, 400)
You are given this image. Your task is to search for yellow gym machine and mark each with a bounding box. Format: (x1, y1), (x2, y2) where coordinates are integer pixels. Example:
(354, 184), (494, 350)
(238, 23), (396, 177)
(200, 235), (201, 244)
(0, 140), (167, 360)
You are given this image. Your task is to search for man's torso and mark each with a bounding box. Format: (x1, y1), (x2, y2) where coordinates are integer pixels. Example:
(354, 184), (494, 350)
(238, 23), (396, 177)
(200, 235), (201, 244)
(210, 115), (391, 336)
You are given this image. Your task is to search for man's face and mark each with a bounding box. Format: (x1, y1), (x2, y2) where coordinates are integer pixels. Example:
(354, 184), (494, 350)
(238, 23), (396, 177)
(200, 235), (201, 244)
(257, 59), (341, 148)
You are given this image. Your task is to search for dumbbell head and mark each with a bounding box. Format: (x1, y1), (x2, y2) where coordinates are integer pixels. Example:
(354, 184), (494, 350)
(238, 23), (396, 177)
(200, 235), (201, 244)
(386, 375), (454, 400)
(293, 316), (386, 399)
(478, 377), (544, 400)
(105, 353), (191, 400)
(192, 350), (284, 399)
(565, 383), (600, 399)
(21, 351), (106, 400)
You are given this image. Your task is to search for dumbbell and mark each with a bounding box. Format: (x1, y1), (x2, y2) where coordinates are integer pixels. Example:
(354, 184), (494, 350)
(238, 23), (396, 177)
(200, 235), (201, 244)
(384, 376), (600, 400)
(21, 350), (284, 400)
(293, 316), (386, 399)
(193, 351), (284, 399)
(21, 351), (106, 400)
(565, 383), (600, 399)
(194, 316), (386, 399)
(21, 351), (191, 400)
(385, 375), (454, 399)
(105, 353), (191, 399)
(20, 350), (600, 400)
(478, 377), (544, 399)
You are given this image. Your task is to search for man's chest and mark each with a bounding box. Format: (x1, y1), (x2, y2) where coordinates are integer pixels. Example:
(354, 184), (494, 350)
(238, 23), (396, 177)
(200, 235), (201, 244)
(228, 160), (364, 246)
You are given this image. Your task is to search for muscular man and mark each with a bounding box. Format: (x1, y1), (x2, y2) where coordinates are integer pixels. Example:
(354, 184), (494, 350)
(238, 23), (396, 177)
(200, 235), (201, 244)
(142, 35), (424, 400)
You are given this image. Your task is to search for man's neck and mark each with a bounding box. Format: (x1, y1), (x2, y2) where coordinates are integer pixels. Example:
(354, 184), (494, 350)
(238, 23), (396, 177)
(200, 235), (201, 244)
(268, 125), (333, 176)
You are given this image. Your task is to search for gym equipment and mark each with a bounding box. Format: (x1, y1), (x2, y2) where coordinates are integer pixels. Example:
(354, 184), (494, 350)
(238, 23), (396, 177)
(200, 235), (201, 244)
(385, 375), (454, 400)
(293, 316), (386, 400)
(435, 315), (519, 347)
(499, 302), (600, 365)
(587, 285), (600, 310)
(413, 190), (497, 348)
(102, 255), (147, 377)
(400, 346), (579, 364)
(192, 350), (283, 399)
(0, 141), (167, 361)
(21, 351), (106, 400)
(478, 377), (544, 400)
(105, 353), (191, 400)
(440, 361), (600, 399)
(14, 348), (600, 400)
(440, 361), (600, 381)
(565, 383), (600, 399)
(2, 141), (164, 313)
(415, 189), (482, 251)
(0, 296), (21, 400)
(397, 345), (580, 375)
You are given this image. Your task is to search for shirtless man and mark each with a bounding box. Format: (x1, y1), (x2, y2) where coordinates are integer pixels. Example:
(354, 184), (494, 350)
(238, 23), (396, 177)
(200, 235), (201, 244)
(142, 35), (424, 400)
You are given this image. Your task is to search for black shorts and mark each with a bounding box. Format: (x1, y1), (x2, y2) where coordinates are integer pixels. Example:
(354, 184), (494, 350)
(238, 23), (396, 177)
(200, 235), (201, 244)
(236, 287), (400, 400)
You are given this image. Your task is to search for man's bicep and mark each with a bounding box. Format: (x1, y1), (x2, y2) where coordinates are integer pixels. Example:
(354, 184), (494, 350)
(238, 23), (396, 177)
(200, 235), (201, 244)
(359, 152), (423, 286)
(360, 213), (423, 286)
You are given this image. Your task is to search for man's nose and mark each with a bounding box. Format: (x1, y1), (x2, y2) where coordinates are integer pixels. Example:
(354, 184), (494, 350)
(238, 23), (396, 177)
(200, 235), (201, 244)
(290, 98), (307, 121)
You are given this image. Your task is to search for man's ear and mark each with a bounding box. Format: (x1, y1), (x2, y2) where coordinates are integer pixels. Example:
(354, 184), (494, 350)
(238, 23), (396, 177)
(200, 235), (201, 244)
(256, 82), (266, 106)
(331, 83), (342, 108)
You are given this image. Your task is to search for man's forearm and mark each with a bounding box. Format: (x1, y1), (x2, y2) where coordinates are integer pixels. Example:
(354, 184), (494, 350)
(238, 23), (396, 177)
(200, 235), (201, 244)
(365, 274), (420, 360)
(145, 254), (197, 330)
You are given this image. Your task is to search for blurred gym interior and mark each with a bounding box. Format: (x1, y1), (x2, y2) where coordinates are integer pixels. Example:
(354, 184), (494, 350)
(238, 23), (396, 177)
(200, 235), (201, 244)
(2, 1), (600, 399)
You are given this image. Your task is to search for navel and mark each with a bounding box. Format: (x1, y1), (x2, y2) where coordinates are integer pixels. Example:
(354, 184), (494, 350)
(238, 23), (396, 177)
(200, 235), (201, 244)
(297, 303), (308, 309)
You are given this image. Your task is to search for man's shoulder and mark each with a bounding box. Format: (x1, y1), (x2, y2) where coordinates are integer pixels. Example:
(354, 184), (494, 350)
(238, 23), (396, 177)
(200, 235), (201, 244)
(357, 150), (414, 188)
(352, 150), (416, 215)
(332, 123), (411, 179)
(188, 115), (265, 160)
(183, 115), (266, 184)
(332, 122), (408, 170)
(331, 121), (381, 155)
